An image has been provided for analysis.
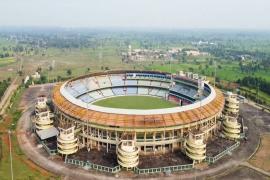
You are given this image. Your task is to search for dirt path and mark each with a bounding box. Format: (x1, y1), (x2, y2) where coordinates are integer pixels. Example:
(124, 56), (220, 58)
(0, 77), (19, 115)
(240, 162), (270, 177)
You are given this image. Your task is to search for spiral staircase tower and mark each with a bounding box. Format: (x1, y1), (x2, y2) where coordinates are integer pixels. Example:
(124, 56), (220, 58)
(223, 92), (239, 117)
(57, 126), (78, 155)
(117, 140), (139, 169)
(185, 131), (206, 163)
(222, 116), (241, 140)
(35, 111), (54, 131)
(34, 95), (55, 131)
(35, 95), (48, 114)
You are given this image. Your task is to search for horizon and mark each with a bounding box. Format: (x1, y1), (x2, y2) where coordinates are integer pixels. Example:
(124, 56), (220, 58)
(1, 26), (270, 33)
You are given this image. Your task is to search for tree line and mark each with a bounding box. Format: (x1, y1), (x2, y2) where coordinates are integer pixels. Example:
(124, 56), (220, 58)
(237, 76), (270, 95)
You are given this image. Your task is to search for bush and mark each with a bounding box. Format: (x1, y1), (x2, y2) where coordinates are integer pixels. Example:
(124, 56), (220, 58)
(0, 79), (10, 99)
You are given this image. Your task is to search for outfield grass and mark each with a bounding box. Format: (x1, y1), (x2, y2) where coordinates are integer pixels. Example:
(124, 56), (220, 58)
(93, 96), (177, 109)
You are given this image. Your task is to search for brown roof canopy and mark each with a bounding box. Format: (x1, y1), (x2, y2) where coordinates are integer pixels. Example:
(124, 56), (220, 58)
(52, 84), (224, 128)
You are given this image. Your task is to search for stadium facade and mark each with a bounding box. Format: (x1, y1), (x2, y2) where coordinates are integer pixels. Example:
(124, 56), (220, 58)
(49, 70), (228, 166)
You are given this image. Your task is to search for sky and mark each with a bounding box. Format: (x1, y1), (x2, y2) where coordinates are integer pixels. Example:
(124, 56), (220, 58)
(0, 0), (270, 30)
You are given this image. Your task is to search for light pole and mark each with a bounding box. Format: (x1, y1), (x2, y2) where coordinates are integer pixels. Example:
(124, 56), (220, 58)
(8, 130), (14, 180)
(214, 60), (217, 88)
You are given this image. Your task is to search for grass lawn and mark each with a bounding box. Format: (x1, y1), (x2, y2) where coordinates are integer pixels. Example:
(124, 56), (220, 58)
(93, 95), (177, 109)
(0, 133), (56, 180)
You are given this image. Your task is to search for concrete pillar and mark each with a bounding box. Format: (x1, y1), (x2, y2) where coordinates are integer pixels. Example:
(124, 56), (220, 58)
(144, 132), (146, 154)
(106, 130), (109, 153)
(153, 132), (156, 154)
(163, 131), (166, 154)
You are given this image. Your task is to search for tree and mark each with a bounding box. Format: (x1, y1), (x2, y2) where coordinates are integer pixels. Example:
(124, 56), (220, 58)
(37, 67), (42, 73)
(18, 70), (23, 76)
(209, 59), (214, 65)
(4, 52), (9, 57)
(66, 69), (72, 76)
(57, 75), (62, 81)
(2, 47), (7, 51)
(40, 75), (47, 83)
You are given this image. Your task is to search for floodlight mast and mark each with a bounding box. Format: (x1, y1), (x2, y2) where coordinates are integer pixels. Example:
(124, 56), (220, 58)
(197, 79), (204, 122)
(214, 60), (217, 88)
(87, 103), (90, 152)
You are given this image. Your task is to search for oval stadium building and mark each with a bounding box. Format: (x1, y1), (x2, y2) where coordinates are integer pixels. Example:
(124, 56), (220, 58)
(51, 70), (224, 158)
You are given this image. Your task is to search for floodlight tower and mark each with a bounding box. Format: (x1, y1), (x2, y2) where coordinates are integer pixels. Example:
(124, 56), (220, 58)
(214, 60), (217, 88)
(197, 78), (205, 128)
(197, 79), (204, 99)
(86, 103), (91, 152)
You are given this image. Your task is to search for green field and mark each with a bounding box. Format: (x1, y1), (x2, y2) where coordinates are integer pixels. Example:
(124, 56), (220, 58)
(0, 57), (16, 67)
(146, 60), (270, 82)
(93, 96), (177, 109)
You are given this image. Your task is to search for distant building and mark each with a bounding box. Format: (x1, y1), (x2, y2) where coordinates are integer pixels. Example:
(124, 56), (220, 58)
(184, 50), (208, 56)
(123, 46), (183, 62)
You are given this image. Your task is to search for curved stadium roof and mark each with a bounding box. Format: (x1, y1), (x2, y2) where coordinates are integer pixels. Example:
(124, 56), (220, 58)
(52, 70), (224, 128)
